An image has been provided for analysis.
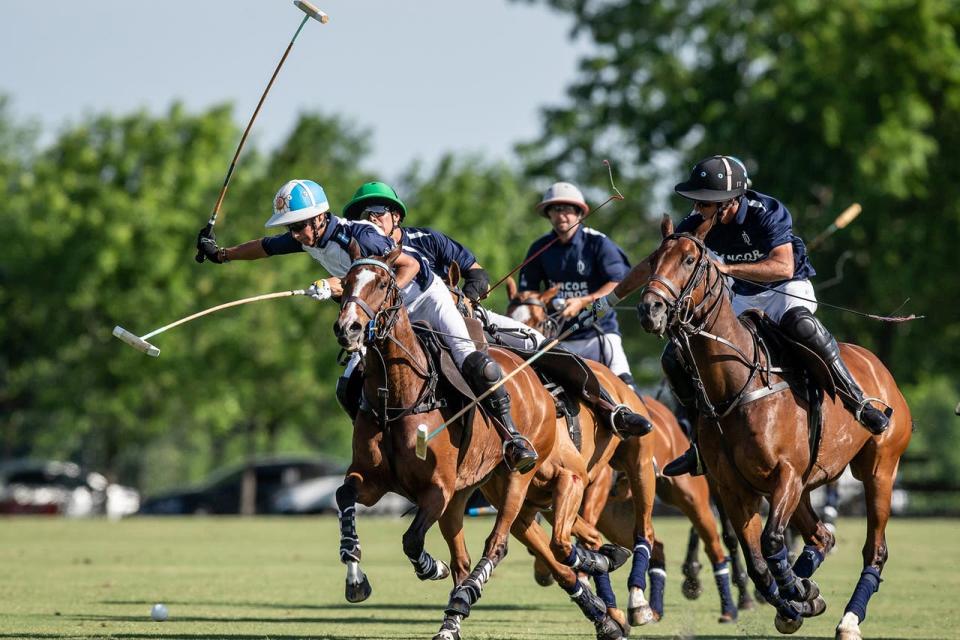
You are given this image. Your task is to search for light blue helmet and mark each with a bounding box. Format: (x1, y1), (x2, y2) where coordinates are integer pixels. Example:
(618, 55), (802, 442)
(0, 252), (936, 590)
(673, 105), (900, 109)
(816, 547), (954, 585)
(264, 179), (330, 228)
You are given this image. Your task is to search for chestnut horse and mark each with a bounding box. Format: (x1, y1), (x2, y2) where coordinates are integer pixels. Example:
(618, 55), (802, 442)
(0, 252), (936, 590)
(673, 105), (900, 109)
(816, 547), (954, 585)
(333, 244), (633, 640)
(505, 280), (750, 623)
(637, 216), (911, 639)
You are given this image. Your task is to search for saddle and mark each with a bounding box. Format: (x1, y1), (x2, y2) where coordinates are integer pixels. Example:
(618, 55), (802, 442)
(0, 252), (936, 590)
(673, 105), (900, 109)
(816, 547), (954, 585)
(738, 309), (826, 473)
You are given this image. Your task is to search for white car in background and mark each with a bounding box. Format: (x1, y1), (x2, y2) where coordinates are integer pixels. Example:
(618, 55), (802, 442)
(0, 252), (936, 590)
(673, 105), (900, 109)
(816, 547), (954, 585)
(0, 459), (140, 518)
(271, 475), (413, 516)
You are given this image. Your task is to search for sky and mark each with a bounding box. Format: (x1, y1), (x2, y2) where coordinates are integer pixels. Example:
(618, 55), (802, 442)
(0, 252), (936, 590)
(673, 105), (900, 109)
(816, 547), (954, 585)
(1, 0), (591, 181)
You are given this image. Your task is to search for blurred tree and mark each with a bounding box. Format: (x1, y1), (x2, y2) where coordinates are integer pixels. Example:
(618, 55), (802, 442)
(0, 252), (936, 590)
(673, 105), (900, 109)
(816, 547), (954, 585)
(514, 0), (960, 385)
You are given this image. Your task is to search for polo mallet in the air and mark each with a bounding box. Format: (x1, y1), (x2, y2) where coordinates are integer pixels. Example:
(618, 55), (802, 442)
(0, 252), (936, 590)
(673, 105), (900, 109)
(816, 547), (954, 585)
(806, 203), (862, 251)
(195, 0), (329, 263)
(113, 289), (307, 357)
(481, 160), (625, 300)
(415, 315), (595, 460)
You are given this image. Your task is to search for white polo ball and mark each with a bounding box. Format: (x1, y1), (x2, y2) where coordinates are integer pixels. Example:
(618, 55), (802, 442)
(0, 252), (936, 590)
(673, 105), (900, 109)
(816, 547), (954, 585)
(151, 603), (169, 622)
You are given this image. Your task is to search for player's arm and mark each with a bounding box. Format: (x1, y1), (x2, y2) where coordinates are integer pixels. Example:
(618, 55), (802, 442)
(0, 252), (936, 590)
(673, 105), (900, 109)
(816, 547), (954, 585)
(717, 243), (794, 281)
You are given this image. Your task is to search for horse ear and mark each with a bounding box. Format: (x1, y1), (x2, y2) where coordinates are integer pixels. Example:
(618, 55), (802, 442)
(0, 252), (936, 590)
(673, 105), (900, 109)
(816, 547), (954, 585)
(447, 260), (462, 287)
(505, 276), (518, 299)
(542, 285), (561, 303)
(660, 213), (674, 238)
(693, 214), (716, 240)
(383, 242), (403, 265)
(348, 238), (362, 262)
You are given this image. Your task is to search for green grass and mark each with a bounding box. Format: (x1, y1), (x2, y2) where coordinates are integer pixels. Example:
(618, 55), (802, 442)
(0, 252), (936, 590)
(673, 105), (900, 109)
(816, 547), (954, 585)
(0, 516), (956, 639)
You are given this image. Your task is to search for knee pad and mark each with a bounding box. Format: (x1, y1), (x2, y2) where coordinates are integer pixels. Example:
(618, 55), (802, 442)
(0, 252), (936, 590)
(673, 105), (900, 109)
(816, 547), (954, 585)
(463, 351), (502, 385)
(779, 307), (838, 360)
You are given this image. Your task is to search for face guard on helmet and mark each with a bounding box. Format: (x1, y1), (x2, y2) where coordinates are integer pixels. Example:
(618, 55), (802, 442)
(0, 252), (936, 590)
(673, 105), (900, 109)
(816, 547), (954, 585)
(535, 181), (588, 218)
(343, 181), (408, 222)
(675, 155), (751, 203)
(264, 179), (331, 228)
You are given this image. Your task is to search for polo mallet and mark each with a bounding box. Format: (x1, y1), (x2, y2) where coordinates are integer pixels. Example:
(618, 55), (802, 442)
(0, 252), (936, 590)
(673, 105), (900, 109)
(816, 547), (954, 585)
(195, 0), (329, 263)
(415, 316), (594, 460)
(481, 159), (625, 300)
(806, 203), (862, 251)
(113, 289), (306, 357)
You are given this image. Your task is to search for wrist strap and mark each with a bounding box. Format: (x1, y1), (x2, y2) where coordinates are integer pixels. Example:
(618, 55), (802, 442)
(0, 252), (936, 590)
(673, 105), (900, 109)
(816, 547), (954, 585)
(606, 291), (621, 306)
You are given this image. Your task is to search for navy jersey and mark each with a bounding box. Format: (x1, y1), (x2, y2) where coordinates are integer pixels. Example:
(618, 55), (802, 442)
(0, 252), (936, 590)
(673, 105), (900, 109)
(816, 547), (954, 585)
(519, 226), (630, 339)
(261, 214), (433, 288)
(401, 227), (478, 279)
(675, 190), (815, 296)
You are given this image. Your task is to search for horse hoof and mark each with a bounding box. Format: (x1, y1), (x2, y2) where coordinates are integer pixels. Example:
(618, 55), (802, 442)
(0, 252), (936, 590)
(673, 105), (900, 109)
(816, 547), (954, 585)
(774, 613), (803, 634)
(599, 544), (632, 572)
(433, 560), (451, 581)
(718, 609), (737, 624)
(534, 571), (555, 587)
(836, 612), (863, 640)
(738, 593), (757, 610)
(607, 607), (632, 636)
(804, 596), (827, 618)
(681, 576), (703, 600)
(629, 604), (655, 626)
(594, 614), (626, 640)
(432, 629), (461, 640)
(344, 575), (372, 603)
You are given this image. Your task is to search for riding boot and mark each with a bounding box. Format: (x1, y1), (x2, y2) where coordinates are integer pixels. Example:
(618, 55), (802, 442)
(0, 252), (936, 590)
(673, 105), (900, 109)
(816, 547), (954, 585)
(660, 342), (706, 477)
(780, 307), (889, 434)
(462, 351), (539, 474)
(597, 385), (652, 437)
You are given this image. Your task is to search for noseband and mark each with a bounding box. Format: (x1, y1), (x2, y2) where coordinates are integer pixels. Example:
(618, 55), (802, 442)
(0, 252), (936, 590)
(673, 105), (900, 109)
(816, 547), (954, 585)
(341, 258), (403, 345)
(641, 233), (727, 334)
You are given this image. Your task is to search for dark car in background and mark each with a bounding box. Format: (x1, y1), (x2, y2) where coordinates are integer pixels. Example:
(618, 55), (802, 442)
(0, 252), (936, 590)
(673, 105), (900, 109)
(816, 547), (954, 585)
(138, 455), (346, 515)
(0, 459), (140, 518)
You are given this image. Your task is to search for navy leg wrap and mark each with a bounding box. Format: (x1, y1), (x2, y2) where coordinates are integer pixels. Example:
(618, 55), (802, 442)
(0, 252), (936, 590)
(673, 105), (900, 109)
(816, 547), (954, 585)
(563, 580), (607, 622)
(649, 560), (667, 617)
(629, 535), (651, 590)
(844, 566), (881, 623)
(336, 484), (360, 563)
(713, 558), (736, 616)
(765, 545), (803, 601)
(594, 573), (617, 608)
(793, 545), (825, 579)
(445, 558), (494, 619)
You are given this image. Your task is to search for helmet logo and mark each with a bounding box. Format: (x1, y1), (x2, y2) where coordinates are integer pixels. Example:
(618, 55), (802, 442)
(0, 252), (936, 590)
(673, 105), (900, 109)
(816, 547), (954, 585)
(275, 193), (291, 212)
(700, 171), (707, 177)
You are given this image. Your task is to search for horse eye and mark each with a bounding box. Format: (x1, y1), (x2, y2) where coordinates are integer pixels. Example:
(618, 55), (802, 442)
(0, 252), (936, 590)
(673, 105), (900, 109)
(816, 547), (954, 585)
(685, 255), (696, 266)
(378, 281), (387, 290)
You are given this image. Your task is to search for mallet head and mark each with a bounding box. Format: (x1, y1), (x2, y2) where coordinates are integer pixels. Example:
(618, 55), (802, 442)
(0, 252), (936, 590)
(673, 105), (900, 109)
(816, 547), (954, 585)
(113, 326), (161, 357)
(294, 0), (329, 23)
(416, 424), (428, 460)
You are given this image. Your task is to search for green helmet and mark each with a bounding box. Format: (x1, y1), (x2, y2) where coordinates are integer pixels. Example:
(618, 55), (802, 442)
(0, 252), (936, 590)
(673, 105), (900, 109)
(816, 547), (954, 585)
(343, 181), (407, 222)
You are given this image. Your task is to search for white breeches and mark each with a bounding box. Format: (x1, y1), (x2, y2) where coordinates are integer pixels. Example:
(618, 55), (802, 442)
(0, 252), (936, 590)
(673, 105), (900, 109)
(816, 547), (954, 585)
(406, 276), (478, 368)
(561, 331), (631, 378)
(475, 308), (544, 350)
(732, 278), (818, 323)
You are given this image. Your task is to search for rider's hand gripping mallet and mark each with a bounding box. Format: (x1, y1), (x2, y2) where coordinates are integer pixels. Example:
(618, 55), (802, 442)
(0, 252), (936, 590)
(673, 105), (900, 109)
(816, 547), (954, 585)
(195, 1), (329, 263)
(113, 289), (306, 357)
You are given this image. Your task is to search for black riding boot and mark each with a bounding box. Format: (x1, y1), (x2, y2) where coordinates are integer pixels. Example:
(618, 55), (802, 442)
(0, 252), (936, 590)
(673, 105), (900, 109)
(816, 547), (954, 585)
(462, 351), (539, 474)
(597, 384), (653, 437)
(659, 342), (706, 477)
(780, 307), (889, 434)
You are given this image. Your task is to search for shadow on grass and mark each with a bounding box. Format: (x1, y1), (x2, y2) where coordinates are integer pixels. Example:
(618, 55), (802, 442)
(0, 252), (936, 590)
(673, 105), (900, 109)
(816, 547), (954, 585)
(98, 599), (546, 612)
(0, 635), (930, 640)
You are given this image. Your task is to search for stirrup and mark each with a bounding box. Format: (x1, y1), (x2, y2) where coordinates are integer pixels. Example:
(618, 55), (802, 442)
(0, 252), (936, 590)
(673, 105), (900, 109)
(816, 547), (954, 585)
(854, 396), (892, 434)
(663, 445), (705, 477)
(609, 404), (653, 438)
(502, 435), (538, 473)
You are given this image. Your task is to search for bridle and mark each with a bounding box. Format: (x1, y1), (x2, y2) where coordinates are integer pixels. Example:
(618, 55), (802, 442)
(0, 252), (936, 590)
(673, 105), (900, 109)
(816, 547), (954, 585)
(641, 233), (727, 335)
(340, 258), (440, 427)
(507, 296), (561, 340)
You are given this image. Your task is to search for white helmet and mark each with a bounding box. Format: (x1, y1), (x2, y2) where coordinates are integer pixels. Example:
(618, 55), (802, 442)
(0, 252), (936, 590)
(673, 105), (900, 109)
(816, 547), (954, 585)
(264, 179), (330, 228)
(535, 181), (588, 217)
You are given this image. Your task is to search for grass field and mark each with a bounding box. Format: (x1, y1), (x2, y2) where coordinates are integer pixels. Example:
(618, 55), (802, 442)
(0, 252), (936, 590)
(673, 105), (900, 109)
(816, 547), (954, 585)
(0, 516), (956, 639)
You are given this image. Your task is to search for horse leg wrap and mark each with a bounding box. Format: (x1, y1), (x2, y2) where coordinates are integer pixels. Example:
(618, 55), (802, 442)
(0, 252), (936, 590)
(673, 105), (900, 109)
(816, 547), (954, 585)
(649, 561), (667, 618)
(594, 572), (617, 608)
(844, 566), (882, 623)
(411, 550), (447, 581)
(793, 545), (825, 579)
(630, 536), (651, 590)
(336, 484), (361, 563)
(713, 559), (737, 618)
(445, 558), (494, 618)
(564, 581), (607, 622)
(765, 546), (805, 602)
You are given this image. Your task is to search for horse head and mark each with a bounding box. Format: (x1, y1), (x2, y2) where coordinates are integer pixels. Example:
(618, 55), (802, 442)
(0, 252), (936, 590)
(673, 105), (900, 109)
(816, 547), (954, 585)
(505, 277), (561, 339)
(334, 239), (404, 352)
(638, 213), (725, 336)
